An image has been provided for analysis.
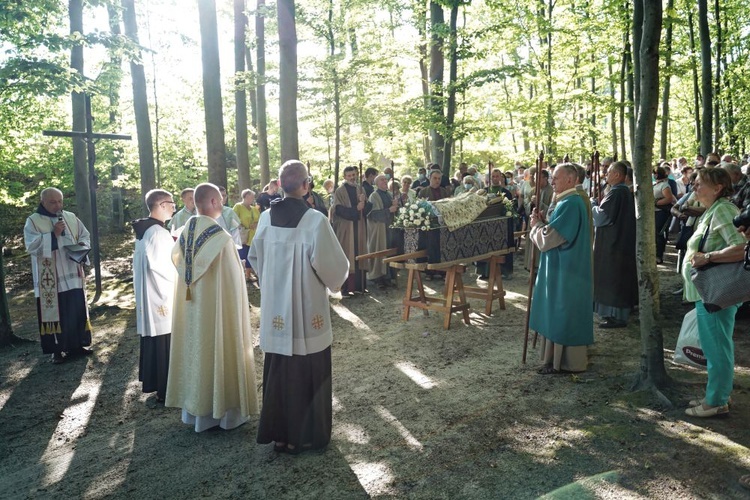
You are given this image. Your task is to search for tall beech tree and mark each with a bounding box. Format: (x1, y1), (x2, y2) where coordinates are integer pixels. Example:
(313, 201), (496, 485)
(428, 0), (445, 166)
(234, 0), (251, 191)
(441, 0), (460, 174)
(122, 0), (156, 199)
(198, 0), (228, 188)
(256, 0), (271, 186)
(659, 0), (675, 160)
(278, 0), (300, 162)
(698, 0), (712, 155)
(70, 0), (91, 229)
(631, 0), (668, 391)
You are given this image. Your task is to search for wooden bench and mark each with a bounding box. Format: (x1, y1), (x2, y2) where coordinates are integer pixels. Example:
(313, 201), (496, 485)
(355, 248), (399, 287)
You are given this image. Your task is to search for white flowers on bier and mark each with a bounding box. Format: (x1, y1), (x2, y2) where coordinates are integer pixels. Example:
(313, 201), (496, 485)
(392, 199), (435, 231)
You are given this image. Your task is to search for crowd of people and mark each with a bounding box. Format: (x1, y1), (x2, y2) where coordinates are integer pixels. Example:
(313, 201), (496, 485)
(22, 151), (750, 461)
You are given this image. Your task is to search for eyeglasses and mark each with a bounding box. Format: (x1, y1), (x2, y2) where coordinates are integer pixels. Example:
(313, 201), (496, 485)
(160, 201), (176, 206)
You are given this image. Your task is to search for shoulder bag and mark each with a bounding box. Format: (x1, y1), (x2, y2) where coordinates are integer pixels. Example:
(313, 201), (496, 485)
(690, 220), (750, 312)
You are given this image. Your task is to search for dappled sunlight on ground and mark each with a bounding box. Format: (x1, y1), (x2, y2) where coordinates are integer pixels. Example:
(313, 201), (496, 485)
(394, 360), (442, 389)
(0, 357), (37, 411)
(375, 405), (424, 452)
(330, 302), (380, 342)
(40, 363), (102, 487)
(334, 422), (370, 445)
(348, 460), (396, 496)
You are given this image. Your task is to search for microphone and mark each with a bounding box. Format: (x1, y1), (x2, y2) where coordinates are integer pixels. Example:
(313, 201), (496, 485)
(56, 211), (65, 236)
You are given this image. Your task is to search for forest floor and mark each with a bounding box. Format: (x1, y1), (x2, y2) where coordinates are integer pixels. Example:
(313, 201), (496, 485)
(2, 232), (750, 499)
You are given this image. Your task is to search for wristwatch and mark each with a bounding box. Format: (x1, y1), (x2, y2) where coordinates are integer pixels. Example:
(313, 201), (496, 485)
(705, 252), (712, 262)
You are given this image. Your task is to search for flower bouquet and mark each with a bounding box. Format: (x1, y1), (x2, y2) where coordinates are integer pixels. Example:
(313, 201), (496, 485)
(392, 200), (435, 231)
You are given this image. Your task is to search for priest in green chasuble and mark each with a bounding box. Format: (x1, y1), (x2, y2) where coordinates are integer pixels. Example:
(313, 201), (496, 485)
(529, 163), (594, 374)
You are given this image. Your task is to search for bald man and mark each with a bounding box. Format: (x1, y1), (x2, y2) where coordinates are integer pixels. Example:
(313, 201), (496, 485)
(166, 183), (258, 432)
(24, 188), (93, 364)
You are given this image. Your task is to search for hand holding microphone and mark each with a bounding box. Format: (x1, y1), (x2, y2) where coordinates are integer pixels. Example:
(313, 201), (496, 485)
(55, 211), (66, 237)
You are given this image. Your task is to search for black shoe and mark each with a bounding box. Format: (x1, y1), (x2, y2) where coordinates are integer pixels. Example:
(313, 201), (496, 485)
(599, 319), (626, 329)
(51, 352), (65, 364)
(477, 275), (489, 280)
(74, 347), (94, 356)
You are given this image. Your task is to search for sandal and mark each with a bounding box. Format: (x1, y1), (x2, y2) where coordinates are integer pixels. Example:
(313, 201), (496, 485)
(273, 442), (287, 453)
(689, 397), (732, 407)
(684, 404), (729, 418)
(537, 365), (560, 375)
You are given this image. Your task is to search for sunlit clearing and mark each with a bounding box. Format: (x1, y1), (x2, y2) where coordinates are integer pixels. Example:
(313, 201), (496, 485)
(41, 365), (103, 487)
(660, 420), (750, 466)
(0, 358), (38, 411)
(538, 470), (638, 499)
(376, 405), (423, 452)
(394, 361), (441, 389)
(335, 422), (371, 445)
(330, 303), (380, 341)
(504, 290), (529, 311)
(349, 461), (395, 496)
(507, 423), (588, 461)
(332, 394), (343, 412)
(83, 429), (135, 497)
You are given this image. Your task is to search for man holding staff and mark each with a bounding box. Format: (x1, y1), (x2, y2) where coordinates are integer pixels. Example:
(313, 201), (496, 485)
(332, 166), (371, 295)
(528, 163), (593, 374)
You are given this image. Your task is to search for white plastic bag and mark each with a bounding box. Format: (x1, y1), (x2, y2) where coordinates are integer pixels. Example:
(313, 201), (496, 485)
(674, 308), (706, 368)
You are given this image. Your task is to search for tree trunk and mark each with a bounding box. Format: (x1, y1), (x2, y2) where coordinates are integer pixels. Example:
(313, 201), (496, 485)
(626, 33), (635, 155)
(0, 248), (21, 347)
(687, 10), (701, 150)
(198, 0), (228, 188)
(327, 0), (342, 189)
(277, 0), (299, 162)
(659, 0), (674, 160)
(698, 0), (712, 155)
(713, 0), (721, 150)
(106, 3), (125, 230)
(544, 0), (554, 154)
(590, 53), (596, 149)
(122, 0), (156, 201)
(619, 41), (627, 160)
(502, 65), (518, 155)
(417, 3), (431, 165)
(516, 78), (533, 153)
(69, 0), (91, 228)
(608, 58), (618, 158)
(441, 3), (458, 177)
(428, 1), (445, 165)
(632, 0), (668, 389)
(234, 0), (251, 191)
(256, 0), (270, 187)
(631, 0), (642, 122)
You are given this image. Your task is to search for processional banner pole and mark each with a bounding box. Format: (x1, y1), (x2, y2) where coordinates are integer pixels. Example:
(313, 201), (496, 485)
(522, 150), (544, 364)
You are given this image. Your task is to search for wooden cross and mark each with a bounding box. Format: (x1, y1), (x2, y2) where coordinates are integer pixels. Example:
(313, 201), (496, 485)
(43, 93), (131, 303)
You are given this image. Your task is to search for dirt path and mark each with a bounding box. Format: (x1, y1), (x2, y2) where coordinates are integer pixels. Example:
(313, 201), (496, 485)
(1, 236), (750, 499)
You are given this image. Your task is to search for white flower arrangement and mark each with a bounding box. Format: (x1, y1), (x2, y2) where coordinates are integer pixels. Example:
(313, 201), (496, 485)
(392, 200), (435, 231)
(501, 196), (517, 217)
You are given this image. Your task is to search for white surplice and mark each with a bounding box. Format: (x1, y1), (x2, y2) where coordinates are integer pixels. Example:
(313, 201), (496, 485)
(133, 224), (176, 337)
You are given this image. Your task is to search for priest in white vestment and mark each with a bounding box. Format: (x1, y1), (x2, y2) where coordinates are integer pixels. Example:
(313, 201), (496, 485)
(166, 183), (258, 432)
(168, 188), (196, 238)
(24, 187), (93, 364)
(249, 160), (349, 454)
(132, 189), (177, 403)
